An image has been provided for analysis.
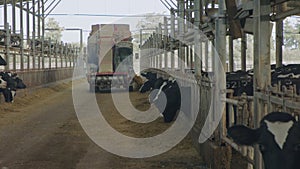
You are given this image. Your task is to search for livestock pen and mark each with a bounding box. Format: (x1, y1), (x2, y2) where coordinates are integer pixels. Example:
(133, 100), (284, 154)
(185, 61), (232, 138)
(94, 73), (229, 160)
(140, 0), (300, 169)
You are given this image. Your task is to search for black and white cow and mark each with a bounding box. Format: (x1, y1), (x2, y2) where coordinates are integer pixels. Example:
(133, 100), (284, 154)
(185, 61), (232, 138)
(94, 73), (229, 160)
(0, 72), (26, 102)
(228, 112), (300, 169)
(149, 78), (181, 123)
(0, 55), (7, 66)
(226, 70), (253, 96)
(139, 72), (157, 93)
(271, 64), (300, 94)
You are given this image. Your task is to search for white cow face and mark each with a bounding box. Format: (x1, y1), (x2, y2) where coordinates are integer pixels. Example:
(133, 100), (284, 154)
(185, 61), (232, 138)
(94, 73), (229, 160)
(228, 112), (300, 169)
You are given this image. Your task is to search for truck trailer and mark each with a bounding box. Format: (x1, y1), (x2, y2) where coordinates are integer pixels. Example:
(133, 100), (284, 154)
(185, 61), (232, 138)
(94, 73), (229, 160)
(87, 24), (133, 92)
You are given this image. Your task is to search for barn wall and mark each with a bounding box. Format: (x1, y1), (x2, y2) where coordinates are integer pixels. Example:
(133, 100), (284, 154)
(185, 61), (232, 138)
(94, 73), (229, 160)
(17, 68), (75, 88)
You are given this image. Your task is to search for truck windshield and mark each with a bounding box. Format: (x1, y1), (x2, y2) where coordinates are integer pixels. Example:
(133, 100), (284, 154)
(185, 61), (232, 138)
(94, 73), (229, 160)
(118, 47), (132, 61)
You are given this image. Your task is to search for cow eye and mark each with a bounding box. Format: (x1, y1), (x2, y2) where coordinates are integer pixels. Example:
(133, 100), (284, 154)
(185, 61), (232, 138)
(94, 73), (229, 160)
(294, 144), (300, 151)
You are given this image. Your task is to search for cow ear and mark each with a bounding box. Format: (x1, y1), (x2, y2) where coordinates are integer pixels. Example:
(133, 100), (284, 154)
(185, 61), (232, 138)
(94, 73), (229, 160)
(228, 125), (260, 146)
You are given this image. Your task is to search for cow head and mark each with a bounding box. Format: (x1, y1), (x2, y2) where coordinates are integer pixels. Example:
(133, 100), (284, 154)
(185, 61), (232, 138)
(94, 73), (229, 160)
(14, 77), (27, 89)
(228, 112), (300, 169)
(139, 80), (154, 93)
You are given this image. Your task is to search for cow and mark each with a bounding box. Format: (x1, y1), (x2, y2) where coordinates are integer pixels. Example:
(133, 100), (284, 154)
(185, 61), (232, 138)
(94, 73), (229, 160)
(0, 75), (16, 103)
(226, 70), (253, 96)
(0, 72), (26, 103)
(139, 72), (157, 93)
(0, 55), (7, 66)
(271, 64), (300, 94)
(149, 78), (181, 123)
(228, 112), (300, 169)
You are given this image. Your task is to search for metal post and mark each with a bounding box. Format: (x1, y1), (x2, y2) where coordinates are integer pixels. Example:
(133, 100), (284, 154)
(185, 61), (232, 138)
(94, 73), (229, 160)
(194, 0), (201, 77)
(170, 8), (175, 69)
(204, 40), (208, 71)
(32, 0), (36, 69)
(178, 0), (185, 70)
(276, 4), (283, 68)
(164, 17), (168, 69)
(229, 35), (234, 72)
(26, 1), (30, 69)
(41, 0), (45, 69)
(215, 0), (227, 142)
(12, 0), (16, 33)
(80, 29), (83, 55)
(253, 0), (271, 168)
(241, 33), (247, 71)
(38, 0), (41, 39)
(158, 26), (163, 69)
(20, 0), (24, 70)
(48, 38), (51, 68)
(4, 0), (10, 71)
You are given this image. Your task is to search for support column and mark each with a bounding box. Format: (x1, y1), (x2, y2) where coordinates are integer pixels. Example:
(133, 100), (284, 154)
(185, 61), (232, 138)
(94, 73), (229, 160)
(164, 17), (168, 69)
(194, 0), (201, 77)
(276, 4), (283, 68)
(170, 9), (175, 70)
(32, 0), (36, 69)
(241, 33), (247, 71)
(4, 0), (10, 71)
(205, 40), (209, 71)
(178, 0), (185, 70)
(41, 0), (45, 69)
(12, 0), (16, 70)
(20, 0), (24, 70)
(215, 0), (227, 142)
(253, 0), (271, 168)
(229, 35), (234, 72)
(26, 1), (30, 69)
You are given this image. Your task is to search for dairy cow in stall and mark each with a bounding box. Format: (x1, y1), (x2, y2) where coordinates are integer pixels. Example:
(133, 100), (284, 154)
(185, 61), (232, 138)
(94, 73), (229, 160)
(228, 112), (300, 169)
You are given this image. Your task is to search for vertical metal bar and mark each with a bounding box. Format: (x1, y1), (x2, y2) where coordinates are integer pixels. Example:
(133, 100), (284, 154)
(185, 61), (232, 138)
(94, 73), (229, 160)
(4, 0), (10, 71)
(12, 0), (16, 71)
(229, 35), (234, 72)
(178, 0), (185, 70)
(80, 29), (83, 55)
(48, 38), (51, 68)
(253, 0), (271, 168)
(4, 0), (8, 29)
(32, 0), (36, 69)
(12, 0), (16, 33)
(20, 0), (24, 70)
(211, 40), (215, 72)
(205, 40), (208, 71)
(38, 0), (42, 69)
(38, 0), (41, 39)
(276, 4), (283, 68)
(215, 0), (227, 142)
(190, 45), (193, 69)
(158, 26), (162, 68)
(170, 8), (175, 69)
(164, 17), (168, 69)
(241, 33), (247, 71)
(27, 1), (30, 69)
(42, 0), (45, 69)
(194, 0), (201, 78)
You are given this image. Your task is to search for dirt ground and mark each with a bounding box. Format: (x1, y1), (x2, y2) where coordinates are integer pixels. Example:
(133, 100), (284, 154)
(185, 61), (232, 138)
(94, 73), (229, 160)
(0, 80), (208, 169)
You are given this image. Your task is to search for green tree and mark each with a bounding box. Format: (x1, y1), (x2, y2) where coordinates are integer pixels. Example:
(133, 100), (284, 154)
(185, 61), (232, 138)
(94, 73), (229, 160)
(45, 18), (63, 42)
(283, 19), (300, 50)
(133, 12), (166, 45)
